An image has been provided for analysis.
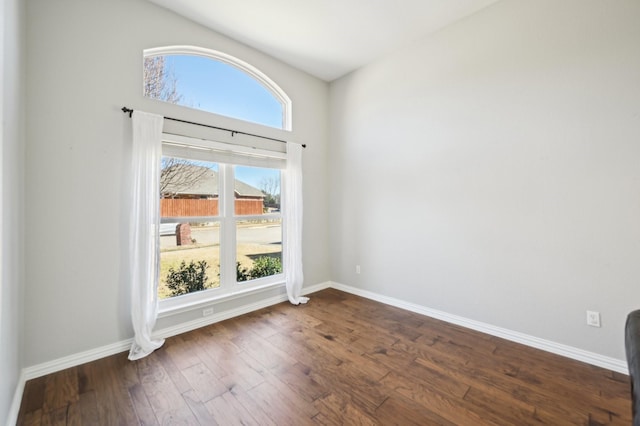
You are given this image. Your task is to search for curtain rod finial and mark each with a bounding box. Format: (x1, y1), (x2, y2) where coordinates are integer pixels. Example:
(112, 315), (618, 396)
(122, 106), (133, 117)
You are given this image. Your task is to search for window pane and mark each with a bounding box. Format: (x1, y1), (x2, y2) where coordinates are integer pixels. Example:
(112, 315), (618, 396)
(236, 218), (282, 282)
(144, 54), (284, 129)
(161, 157), (219, 217)
(159, 221), (220, 299)
(234, 165), (280, 216)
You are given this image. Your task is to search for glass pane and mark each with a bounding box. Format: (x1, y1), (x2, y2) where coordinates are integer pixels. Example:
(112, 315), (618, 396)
(160, 157), (219, 217)
(236, 218), (282, 282)
(144, 54), (284, 129)
(159, 221), (220, 299)
(234, 165), (280, 216)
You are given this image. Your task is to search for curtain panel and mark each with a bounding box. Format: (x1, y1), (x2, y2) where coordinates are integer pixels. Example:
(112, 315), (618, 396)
(283, 142), (309, 305)
(129, 111), (165, 360)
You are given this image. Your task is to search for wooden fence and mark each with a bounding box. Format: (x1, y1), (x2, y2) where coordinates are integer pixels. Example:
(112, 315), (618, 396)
(161, 198), (263, 217)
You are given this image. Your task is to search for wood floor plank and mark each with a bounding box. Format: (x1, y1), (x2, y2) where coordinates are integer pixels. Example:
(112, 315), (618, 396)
(218, 350), (268, 393)
(42, 368), (78, 413)
(79, 358), (119, 425)
(303, 322), (391, 381)
(246, 381), (316, 425)
(136, 354), (200, 425)
(17, 289), (632, 425)
(270, 362), (328, 403)
(182, 389), (219, 425)
(230, 328), (298, 371)
(307, 360), (389, 415)
(128, 383), (159, 425)
(268, 328), (344, 370)
(241, 310), (282, 338)
(40, 406), (67, 426)
(375, 393), (456, 426)
(380, 370), (493, 425)
(163, 333), (203, 371)
(65, 400), (81, 426)
(271, 302), (324, 330)
(180, 362), (228, 402)
(461, 386), (541, 425)
(153, 347), (192, 394)
(312, 392), (379, 426)
(103, 355), (140, 425)
(413, 351), (595, 424)
(185, 328), (228, 380)
(261, 368), (322, 419)
(19, 377), (46, 416)
(226, 386), (279, 426)
(204, 390), (260, 426)
(19, 409), (42, 426)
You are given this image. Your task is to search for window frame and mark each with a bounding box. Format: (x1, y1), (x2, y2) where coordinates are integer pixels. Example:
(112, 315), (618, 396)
(158, 134), (287, 316)
(143, 45), (292, 131)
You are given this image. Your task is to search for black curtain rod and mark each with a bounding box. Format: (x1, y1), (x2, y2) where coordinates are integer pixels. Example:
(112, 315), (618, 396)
(121, 107), (305, 148)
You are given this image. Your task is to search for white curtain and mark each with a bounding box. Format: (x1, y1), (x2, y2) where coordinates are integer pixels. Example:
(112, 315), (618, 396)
(129, 111), (165, 360)
(283, 143), (309, 305)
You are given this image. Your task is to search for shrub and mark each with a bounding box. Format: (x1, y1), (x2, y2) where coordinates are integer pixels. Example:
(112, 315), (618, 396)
(236, 262), (250, 282)
(231, 257), (283, 283)
(250, 256), (282, 279)
(166, 260), (209, 296)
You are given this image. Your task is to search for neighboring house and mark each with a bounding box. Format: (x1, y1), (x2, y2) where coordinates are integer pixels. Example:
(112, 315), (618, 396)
(160, 165), (265, 217)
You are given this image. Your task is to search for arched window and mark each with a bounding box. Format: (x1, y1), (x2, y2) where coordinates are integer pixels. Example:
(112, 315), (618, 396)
(141, 47), (299, 309)
(143, 46), (291, 130)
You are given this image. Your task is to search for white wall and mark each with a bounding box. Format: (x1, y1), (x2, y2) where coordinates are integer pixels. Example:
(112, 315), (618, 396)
(329, 0), (640, 360)
(1, 0), (26, 422)
(24, 0), (329, 367)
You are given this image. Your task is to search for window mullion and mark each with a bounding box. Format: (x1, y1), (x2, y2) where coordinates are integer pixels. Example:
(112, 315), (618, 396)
(219, 163), (237, 289)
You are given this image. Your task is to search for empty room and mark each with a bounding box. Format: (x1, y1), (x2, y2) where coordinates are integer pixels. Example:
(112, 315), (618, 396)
(2, 0), (640, 424)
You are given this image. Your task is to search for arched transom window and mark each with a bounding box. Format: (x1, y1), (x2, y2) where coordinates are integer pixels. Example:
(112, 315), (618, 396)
(143, 46), (291, 130)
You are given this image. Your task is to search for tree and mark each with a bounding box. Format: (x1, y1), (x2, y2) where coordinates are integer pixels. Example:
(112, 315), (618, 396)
(259, 176), (280, 209)
(143, 56), (183, 104)
(160, 158), (211, 197)
(144, 57), (208, 196)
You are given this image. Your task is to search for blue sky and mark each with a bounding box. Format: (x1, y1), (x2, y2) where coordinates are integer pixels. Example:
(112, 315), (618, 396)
(159, 55), (283, 190)
(166, 55), (283, 129)
(235, 165), (280, 193)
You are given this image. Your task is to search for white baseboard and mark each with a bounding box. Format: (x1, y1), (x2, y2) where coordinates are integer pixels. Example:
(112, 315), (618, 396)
(22, 339), (133, 382)
(7, 281), (330, 425)
(302, 281), (333, 295)
(8, 279), (625, 425)
(19, 281), (330, 380)
(153, 281), (330, 340)
(330, 281), (628, 374)
(6, 371), (26, 426)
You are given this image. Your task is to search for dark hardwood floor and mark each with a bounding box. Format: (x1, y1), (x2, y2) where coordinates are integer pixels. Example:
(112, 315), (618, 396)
(17, 288), (631, 425)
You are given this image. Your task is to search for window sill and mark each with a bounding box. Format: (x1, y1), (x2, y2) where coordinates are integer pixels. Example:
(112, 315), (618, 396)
(157, 280), (286, 319)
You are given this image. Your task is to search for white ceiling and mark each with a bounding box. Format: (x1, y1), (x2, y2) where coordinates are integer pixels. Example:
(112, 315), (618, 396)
(148, 0), (499, 82)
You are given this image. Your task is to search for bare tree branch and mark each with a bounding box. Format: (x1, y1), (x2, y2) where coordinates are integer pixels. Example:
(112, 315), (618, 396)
(259, 176), (280, 208)
(143, 56), (183, 104)
(160, 158), (211, 198)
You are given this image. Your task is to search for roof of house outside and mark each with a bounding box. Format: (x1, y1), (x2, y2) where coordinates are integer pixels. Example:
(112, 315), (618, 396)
(161, 165), (264, 198)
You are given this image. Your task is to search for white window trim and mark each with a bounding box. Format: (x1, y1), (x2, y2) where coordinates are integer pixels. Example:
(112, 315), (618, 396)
(158, 280), (285, 318)
(143, 45), (292, 131)
(158, 133), (285, 315)
(162, 133), (287, 168)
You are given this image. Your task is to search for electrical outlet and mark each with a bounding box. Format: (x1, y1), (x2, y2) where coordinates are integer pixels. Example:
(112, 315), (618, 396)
(586, 310), (601, 327)
(356, 265), (361, 274)
(203, 307), (214, 316)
